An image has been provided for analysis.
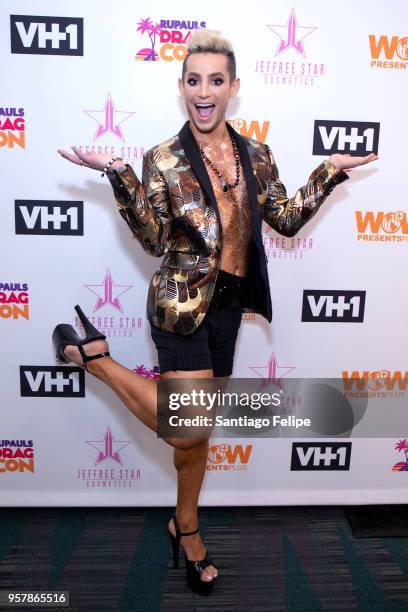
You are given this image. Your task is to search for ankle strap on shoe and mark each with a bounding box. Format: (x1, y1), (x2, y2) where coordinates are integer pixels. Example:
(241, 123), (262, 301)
(78, 346), (110, 370)
(172, 513), (199, 537)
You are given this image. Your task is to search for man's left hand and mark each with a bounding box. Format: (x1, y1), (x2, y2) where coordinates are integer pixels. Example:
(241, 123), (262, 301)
(329, 152), (378, 172)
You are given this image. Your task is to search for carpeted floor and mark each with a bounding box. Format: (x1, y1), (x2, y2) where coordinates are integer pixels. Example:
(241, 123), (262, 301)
(0, 507), (407, 611)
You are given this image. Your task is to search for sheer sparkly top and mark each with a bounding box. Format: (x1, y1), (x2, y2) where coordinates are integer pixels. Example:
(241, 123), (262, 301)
(200, 140), (253, 277)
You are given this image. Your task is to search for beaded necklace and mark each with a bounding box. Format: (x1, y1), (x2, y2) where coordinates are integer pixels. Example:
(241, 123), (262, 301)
(199, 135), (240, 192)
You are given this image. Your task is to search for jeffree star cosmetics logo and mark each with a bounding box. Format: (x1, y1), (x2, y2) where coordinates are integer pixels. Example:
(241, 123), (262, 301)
(83, 93), (135, 142)
(77, 427), (141, 487)
(267, 8), (316, 57)
(79, 270), (142, 338)
(84, 269), (132, 314)
(262, 231), (314, 260)
(256, 9), (325, 87)
(250, 352), (295, 391)
(86, 427), (132, 466)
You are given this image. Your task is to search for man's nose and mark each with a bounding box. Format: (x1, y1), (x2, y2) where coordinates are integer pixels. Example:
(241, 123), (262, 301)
(198, 82), (210, 98)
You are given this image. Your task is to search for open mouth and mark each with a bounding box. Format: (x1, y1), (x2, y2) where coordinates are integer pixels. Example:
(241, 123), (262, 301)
(195, 103), (215, 119)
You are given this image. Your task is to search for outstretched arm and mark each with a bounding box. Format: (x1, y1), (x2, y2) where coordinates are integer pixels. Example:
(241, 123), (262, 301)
(262, 145), (378, 237)
(57, 146), (173, 257)
(106, 149), (173, 257)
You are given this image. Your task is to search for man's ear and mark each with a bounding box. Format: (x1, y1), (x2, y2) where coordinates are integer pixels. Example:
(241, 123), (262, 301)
(178, 77), (184, 98)
(230, 77), (240, 98)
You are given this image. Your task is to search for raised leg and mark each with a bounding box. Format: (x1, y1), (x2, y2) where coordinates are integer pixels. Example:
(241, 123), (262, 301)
(64, 342), (217, 451)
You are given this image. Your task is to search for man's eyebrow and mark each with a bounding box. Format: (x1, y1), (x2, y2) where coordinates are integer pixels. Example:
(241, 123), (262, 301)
(186, 71), (226, 77)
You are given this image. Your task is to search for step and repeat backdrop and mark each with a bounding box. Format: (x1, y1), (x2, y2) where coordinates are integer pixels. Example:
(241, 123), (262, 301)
(2, 0), (407, 506)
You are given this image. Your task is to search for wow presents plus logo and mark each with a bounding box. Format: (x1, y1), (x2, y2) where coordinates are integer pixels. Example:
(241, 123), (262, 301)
(392, 439), (408, 471)
(342, 370), (408, 399)
(207, 443), (252, 471)
(227, 118), (270, 143)
(75, 93), (145, 169)
(369, 34), (407, 70)
(77, 427), (141, 488)
(0, 282), (29, 320)
(255, 8), (325, 87)
(135, 17), (206, 62)
(355, 210), (408, 243)
(0, 439), (34, 474)
(0, 107), (25, 149)
(77, 269), (143, 339)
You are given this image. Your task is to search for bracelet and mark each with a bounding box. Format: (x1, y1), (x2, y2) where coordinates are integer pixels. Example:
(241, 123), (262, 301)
(101, 156), (123, 177)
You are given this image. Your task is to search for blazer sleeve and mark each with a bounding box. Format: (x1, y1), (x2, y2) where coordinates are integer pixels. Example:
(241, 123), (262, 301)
(262, 144), (350, 237)
(106, 149), (173, 257)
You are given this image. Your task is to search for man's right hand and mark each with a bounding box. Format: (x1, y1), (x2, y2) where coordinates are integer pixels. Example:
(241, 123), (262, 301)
(57, 146), (124, 172)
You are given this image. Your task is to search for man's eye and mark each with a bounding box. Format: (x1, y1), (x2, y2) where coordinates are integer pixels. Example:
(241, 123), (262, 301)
(187, 78), (198, 86)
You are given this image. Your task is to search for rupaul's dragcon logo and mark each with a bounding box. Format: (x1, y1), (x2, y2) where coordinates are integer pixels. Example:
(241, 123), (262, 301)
(0, 107), (25, 149)
(0, 282), (29, 320)
(135, 17), (206, 62)
(392, 439), (408, 472)
(133, 365), (161, 379)
(0, 439), (35, 474)
(255, 8), (325, 87)
(76, 269), (143, 339)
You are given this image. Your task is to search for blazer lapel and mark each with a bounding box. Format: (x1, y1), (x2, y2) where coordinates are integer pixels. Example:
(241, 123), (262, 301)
(226, 122), (263, 245)
(178, 121), (223, 229)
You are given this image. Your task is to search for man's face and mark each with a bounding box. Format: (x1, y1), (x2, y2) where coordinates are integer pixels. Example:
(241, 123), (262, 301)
(178, 52), (240, 135)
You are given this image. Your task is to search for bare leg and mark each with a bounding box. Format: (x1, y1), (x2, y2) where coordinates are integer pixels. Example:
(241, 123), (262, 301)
(167, 373), (230, 582)
(64, 342), (228, 581)
(64, 341), (211, 450)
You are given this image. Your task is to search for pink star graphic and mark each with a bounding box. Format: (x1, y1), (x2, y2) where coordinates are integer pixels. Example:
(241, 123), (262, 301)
(86, 427), (132, 466)
(267, 8), (316, 58)
(250, 352), (296, 391)
(83, 93), (135, 142)
(84, 269), (132, 313)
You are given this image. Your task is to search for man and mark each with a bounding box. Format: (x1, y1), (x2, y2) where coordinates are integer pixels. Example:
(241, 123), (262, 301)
(56, 29), (377, 594)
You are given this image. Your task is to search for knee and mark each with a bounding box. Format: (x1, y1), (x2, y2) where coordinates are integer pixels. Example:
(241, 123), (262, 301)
(164, 436), (209, 451)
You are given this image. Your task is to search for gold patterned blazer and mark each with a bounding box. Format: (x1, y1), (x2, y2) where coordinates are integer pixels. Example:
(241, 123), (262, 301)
(107, 121), (349, 335)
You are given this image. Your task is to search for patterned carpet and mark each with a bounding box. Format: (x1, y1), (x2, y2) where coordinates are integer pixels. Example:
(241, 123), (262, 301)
(0, 506), (407, 611)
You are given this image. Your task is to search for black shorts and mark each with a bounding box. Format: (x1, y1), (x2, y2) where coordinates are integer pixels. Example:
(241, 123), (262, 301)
(150, 271), (247, 377)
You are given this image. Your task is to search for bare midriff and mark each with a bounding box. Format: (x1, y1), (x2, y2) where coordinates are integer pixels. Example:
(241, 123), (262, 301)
(200, 140), (253, 277)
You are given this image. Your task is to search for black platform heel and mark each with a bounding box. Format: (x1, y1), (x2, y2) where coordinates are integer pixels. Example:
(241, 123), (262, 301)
(168, 513), (217, 596)
(52, 305), (110, 370)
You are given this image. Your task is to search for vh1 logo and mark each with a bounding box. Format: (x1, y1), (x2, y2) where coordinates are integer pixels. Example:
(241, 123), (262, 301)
(20, 366), (85, 397)
(313, 120), (380, 156)
(291, 442), (352, 471)
(15, 201), (83, 235)
(10, 15), (84, 55)
(301, 290), (366, 322)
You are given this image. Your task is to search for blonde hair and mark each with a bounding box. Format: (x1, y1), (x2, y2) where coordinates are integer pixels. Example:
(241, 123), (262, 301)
(182, 29), (236, 81)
